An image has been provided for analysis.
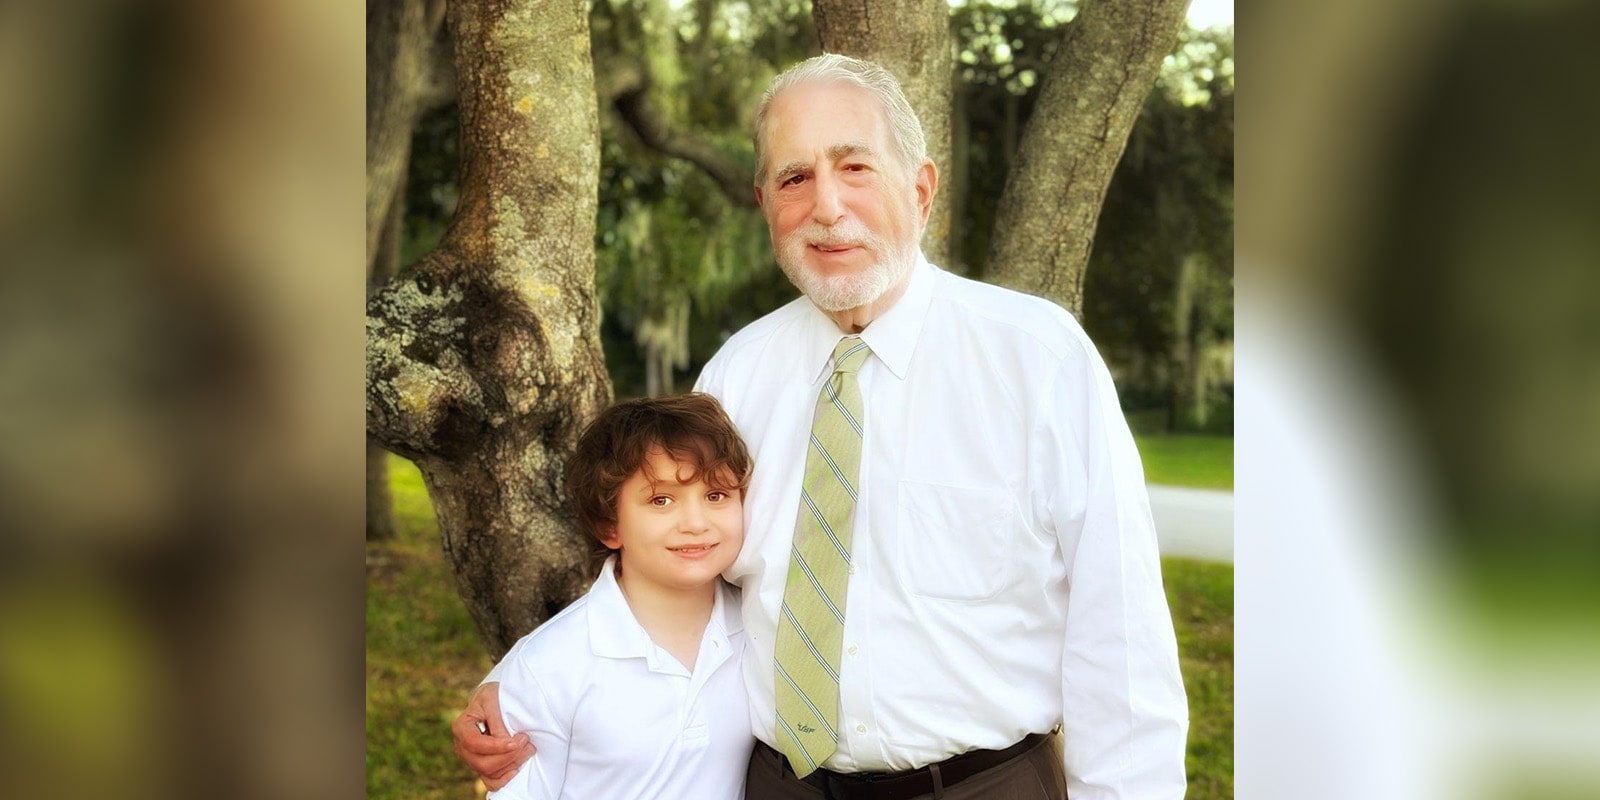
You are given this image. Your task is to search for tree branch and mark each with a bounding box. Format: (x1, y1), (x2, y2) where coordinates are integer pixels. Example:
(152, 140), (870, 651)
(608, 72), (758, 208)
(983, 0), (1191, 317)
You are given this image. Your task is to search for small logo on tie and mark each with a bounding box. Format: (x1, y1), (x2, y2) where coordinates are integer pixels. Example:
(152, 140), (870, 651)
(797, 724), (816, 733)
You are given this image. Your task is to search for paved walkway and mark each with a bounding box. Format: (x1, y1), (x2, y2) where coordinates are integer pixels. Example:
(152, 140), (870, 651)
(1147, 484), (1233, 563)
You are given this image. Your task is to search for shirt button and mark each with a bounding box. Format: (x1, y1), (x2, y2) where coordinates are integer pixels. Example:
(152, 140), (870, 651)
(855, 723), (867, 734)
(848, 564), (857, 575)
(846, 644), (858, 655)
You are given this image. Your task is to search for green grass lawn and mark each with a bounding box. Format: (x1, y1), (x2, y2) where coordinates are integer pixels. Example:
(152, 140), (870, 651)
(367, 457), (490, 800)
(1162, 556), (1234, 799)
(1136, 434), (1234, 490)
(368, 455), (1233, 799)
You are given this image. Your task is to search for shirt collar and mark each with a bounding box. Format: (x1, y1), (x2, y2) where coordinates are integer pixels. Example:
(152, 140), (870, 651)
(711, 578), (743, 636)
(586, 555), (743, 658)
(586, 555), (654, 660)
(799, 253), (936, 385)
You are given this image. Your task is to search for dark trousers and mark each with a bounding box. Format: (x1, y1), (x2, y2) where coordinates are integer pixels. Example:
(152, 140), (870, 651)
(744, 734), (1069, 800)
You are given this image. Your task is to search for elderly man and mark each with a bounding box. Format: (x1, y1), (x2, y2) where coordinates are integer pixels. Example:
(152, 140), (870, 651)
(455, 54), (1187, 799)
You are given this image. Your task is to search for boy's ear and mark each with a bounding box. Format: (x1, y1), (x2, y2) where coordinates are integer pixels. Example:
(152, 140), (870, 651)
(598, 524), (622, 550)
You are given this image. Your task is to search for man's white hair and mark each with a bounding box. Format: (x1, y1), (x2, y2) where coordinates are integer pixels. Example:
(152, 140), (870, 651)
(752, 53), (927, 186)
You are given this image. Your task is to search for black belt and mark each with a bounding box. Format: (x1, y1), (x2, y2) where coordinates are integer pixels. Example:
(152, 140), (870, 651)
(774, 733), (1049, 800)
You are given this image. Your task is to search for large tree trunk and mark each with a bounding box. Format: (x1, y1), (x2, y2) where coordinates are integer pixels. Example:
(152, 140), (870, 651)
(366, 0), (611, 659)
(984, 0), (1190, 318)
(813, 0), (954, 269)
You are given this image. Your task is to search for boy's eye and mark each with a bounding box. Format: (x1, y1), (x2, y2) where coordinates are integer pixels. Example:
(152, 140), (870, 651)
(648, 495), (672, 507)
(706, 491), (728, 503)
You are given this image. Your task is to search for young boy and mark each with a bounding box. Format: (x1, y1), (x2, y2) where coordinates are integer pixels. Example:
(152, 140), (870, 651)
(483, 393), (754, 800)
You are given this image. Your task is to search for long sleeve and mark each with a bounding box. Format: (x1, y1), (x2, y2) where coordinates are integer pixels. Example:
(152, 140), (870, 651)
(1037, 343), (1189, 800)
(485, 642), (572, 800)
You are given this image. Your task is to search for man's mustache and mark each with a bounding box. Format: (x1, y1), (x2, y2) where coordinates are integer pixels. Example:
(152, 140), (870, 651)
(790, 220), (884, 252)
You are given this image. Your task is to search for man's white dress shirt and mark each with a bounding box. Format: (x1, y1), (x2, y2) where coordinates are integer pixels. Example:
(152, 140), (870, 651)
(695, 257), (1189, 800)
(486, 557), (753, 800)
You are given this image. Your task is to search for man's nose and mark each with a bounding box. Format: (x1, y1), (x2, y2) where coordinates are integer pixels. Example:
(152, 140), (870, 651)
(810, 171), (845, 225)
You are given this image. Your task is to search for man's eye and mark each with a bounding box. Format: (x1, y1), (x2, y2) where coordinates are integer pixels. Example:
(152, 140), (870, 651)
(782, 174), (805, 187)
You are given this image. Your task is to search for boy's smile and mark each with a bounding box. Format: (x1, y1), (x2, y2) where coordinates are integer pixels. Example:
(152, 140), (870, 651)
(666, 543), (719, 558)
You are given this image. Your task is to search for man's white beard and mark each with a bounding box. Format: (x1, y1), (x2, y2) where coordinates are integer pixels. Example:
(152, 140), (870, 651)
(776, 217), (917, 313)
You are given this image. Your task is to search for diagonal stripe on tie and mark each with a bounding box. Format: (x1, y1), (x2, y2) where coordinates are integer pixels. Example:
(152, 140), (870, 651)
(824, 381), (863, 437)
(774, 336), (871, 778)
(801, 492), (853, 564)
(808, 435), (858, 501)
(779, 605), (840, 682)
(789, 546), (846, 624)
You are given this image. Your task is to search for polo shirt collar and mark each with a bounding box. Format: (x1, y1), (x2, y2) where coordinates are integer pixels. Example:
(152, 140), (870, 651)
(799, 253), (935, 385)
(585, 555), (744, 659)
(712, 578), (743, 636)
(587, 555), (653, 660)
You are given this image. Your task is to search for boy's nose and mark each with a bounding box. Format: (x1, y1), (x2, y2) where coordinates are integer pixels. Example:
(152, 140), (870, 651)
(679, 503), (711, 533)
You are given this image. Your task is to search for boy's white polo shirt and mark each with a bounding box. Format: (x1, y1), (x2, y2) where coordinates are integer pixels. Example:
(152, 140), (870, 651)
(487, 557), (752, 800)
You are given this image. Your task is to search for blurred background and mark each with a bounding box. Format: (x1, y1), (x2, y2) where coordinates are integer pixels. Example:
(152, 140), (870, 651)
(1, 0), (1596, 798)
(1240, 1), (1600, 798)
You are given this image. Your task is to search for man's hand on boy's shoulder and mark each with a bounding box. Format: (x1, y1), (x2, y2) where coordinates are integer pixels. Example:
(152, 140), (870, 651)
(452, 682), (535, 790)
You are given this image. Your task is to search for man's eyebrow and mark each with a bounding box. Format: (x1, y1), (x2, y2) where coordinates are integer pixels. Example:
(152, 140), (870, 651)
(826, 141), (874, 161)
(772, 160), (810, 181)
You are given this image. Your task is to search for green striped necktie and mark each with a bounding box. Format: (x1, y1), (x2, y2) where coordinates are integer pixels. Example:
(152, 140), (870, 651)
(774, 336), (871, 777)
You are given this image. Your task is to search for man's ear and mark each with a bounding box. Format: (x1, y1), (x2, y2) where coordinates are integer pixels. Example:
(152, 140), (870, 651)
(754, 184), (766, 211)
(914, 159), (939, 227)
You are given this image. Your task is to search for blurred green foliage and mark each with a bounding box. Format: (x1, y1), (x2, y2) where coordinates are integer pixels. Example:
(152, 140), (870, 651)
(0, 577), (165, 800)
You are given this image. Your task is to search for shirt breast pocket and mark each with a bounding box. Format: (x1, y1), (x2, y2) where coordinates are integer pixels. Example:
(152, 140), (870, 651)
(895, 481), (1018, 602)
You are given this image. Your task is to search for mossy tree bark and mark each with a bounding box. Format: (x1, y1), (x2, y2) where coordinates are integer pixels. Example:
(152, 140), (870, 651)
(366, 0), (611, 659)
(984, 0), (1191, 318)
(813, 0), (954, 270)
(366, 159), (406, 543)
